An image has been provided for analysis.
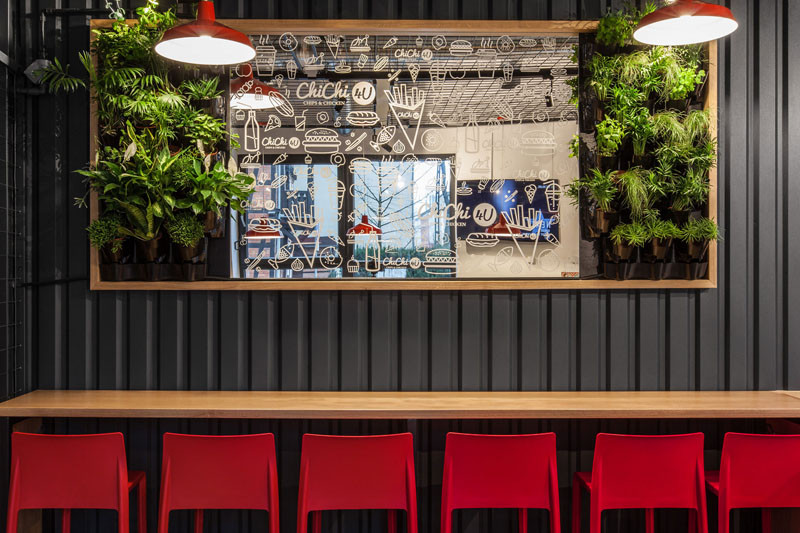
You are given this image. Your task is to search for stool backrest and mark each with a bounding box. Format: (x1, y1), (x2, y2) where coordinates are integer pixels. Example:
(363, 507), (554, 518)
(298, 433), (416, 512)
(719, 432), (800, 508)
(160, 433), (278, 511)
(592, 432), (706, 510)
(442, 432), (558, 510)
(10, 432), (129, 510)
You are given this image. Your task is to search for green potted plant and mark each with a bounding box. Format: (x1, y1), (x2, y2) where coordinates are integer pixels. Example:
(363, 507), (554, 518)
(596, 116), (624, 170)
(626, 107), (655, 166)
(566, 168), (618, 236)
(166, 211), (207, 280)
(679, 217), (719, 261)
(609, 220), (649, 261)
(645, 217), (680, 261)
(175, 157), (255, 237)
(667, 64), (706, 111)
(87, 213), (127, 263)
(615, 167), (655, 221)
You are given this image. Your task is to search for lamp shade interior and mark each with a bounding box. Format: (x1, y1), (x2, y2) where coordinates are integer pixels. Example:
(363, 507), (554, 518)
(633, 0), (738, 46)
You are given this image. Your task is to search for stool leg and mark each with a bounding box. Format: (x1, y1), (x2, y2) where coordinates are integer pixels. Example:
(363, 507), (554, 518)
(193, 510), (203, 533)
(138, 476), (147, 533)
(312, 511), (321, 533)
(645, 509), (654, 533)
(519, 509), (527, 533)
(572, 477), (581, 533)
(762, 509), (771, 533)
(719, 506), (730, 533)
(62, 509), (71, 533)
(388, 510), (397, 533)
(589, 507), (601, 533)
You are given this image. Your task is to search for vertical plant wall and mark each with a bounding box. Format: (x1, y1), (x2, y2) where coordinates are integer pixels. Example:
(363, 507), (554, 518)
(568, 4), (719, 281)
(37, 1), (253, 282)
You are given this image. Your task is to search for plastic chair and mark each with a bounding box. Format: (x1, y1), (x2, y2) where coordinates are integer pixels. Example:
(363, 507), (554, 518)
(441, 432), (560, 533)
(705, 432), (800, 533)
(7, 432), (147, 533)
(157, 433), (279, 533)
(572, 433), (707, 533)
(297, 433), (417, 533)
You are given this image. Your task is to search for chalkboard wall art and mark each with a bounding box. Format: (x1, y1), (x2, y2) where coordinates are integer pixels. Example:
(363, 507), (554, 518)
(228, 32), (582, 280)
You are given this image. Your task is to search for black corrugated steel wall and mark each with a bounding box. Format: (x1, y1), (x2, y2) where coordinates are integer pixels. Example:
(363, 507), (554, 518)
(17, 0), (800, 531)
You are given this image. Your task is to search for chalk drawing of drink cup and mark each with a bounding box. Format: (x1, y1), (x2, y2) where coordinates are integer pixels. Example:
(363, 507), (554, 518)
(255, 45), (276, 76)
(502, 62), (513, 82)
(286, 59), (298, 79)
(545, 181), (562, 212)
(428, 61), (446, 82)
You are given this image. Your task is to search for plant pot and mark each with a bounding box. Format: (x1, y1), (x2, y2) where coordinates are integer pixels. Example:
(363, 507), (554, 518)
(622, 261), (652, 280)
(593, 208), (618, 235)
(649, 237), (673, 261)
(688, 261), (708, 280)
(182, 263), (207, 281)
(613, 242), (636, 262)
(632, 153), (653, 168)
(669, 209), (692, 225)
(594, 103), (605, 123)
(175, 240), (207, 263)
(603, 262), (621, 280)
(100, 238), (132, 264)
(599, 155), (618, 173)
(686, 239), (710, 261)
(204, 211), (226, 238)
(666, 98), (689, 112)
(135, 234), (167, 263)
(662, 261), (687, 280)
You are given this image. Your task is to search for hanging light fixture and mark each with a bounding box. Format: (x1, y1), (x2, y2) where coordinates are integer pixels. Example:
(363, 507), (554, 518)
(633, 0), (738, 46)
(155, 0), (255, 65)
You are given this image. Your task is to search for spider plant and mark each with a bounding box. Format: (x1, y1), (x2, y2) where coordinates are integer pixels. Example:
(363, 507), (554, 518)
(626, 107), (655, 157)
(679, 217), (719, 243)
(616, 167), (653, 221)
(610, 221), (649, 247)
(565, 168), (618, 213)
(653, 111), (687, 145)
(684, 109), (712, 144)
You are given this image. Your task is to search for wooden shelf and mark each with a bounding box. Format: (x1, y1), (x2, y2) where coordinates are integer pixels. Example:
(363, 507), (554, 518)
(90, 278), (716, 291)
(2, 390), (799, 419)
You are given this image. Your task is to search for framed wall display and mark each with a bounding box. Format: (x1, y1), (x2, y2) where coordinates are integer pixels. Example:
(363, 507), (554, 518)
(88, 20), (717, 290)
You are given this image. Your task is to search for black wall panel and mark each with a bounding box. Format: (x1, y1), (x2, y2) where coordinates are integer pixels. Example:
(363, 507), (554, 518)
(12, 0), (800, 531)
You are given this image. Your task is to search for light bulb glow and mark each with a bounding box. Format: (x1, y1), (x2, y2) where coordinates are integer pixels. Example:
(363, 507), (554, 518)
(633, 0), (738, 46)
(155, 37), (255, 65)
(634, 15), (738, 46)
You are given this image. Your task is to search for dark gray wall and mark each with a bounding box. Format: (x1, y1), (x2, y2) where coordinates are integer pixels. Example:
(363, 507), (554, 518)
(13, 0), (800, 531)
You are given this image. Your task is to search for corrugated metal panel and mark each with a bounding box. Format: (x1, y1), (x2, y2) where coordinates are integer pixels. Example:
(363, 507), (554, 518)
(16, 0), (800, 531)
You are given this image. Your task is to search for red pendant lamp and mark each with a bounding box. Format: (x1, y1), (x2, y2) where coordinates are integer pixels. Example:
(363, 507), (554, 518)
(155, 0), (255, 65)
(633, 0), (738, 46)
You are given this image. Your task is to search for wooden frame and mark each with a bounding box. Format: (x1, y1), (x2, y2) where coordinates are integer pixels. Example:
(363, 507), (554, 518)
(88, 19), (718, 291)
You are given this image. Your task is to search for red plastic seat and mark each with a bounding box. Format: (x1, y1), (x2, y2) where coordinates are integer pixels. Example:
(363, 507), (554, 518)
(7, 432), (147, 533)
(705, 432), (800, 533)
(441, 432), (560, 533)
(157, 433), (279, 533)
(297, 433), (417, 533)
(572, 433), (707, 533)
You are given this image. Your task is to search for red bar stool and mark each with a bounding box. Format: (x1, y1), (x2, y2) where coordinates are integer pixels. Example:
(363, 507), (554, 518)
(441, 432), (560, 533)
(6, 432), (147, 533)
(572, 433), (707, 533)
(705, 432), (800, 533)
(157, 433), (279, 533)
(297, 433), (417, 533)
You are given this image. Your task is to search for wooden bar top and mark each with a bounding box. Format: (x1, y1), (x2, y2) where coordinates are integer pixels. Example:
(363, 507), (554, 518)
(2, 390), (800, 419)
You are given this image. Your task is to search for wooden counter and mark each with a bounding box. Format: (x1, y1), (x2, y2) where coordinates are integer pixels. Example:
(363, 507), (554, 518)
(2, 390), (800, 419)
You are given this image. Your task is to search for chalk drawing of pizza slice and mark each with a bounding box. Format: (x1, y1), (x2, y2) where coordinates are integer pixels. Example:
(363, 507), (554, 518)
(384, 84), (426, 150)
